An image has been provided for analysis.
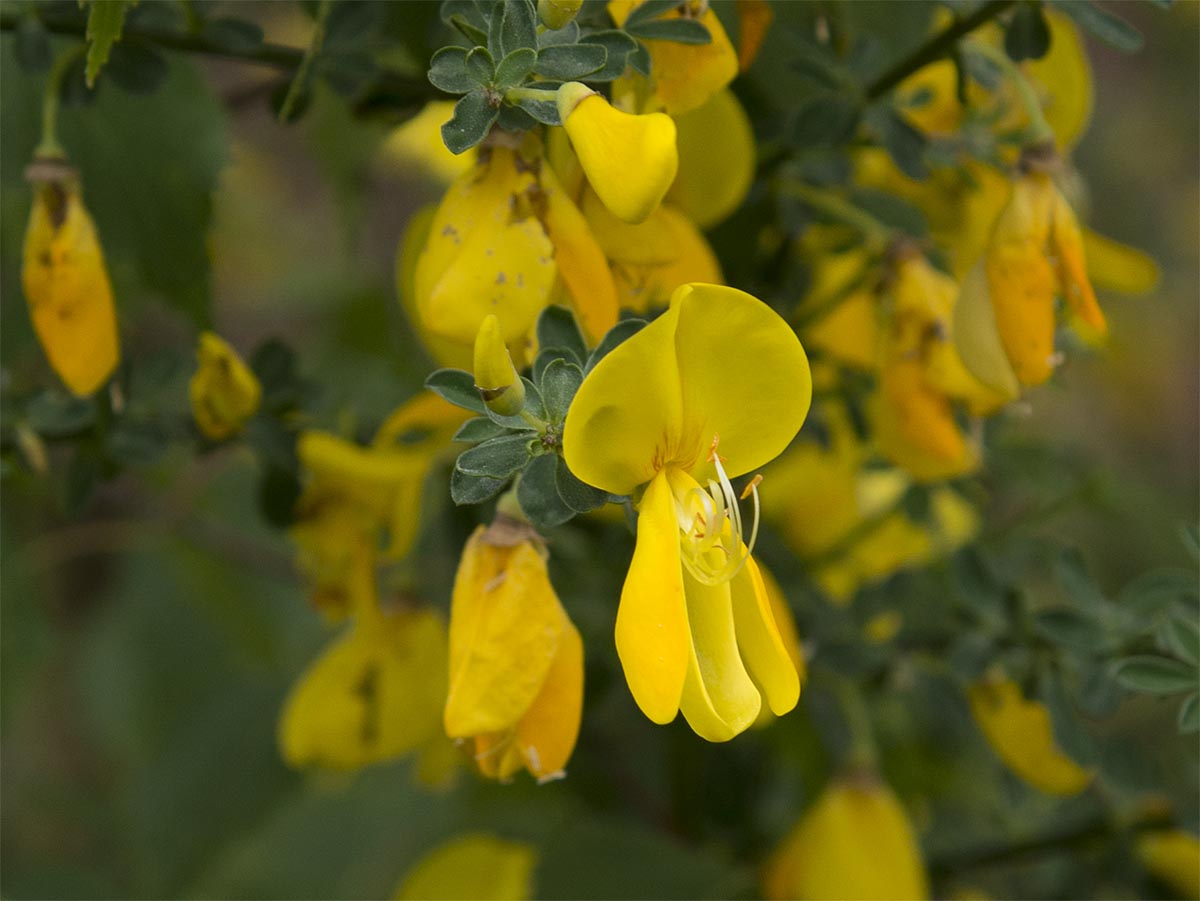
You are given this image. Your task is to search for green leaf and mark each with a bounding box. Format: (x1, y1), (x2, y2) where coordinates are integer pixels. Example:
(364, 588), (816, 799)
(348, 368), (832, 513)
(1113, 656), (1198, 695)
(539, 358), (584, 422)
(535, 43), (608, 80)
(1163, 615), (1200, 666)
(792, 93), (862, 147)
(498, 0), (538, 57)
(538, 21), (581, 47)
(1053, 0), (1144, 52)
(578, 30), (638, 81)
(586, 319), (646, 374)
(1117, 567), (1198, 617)
(441, 90), (500, 154)
(536, 305), (588, 363)
(105, 420), (167, 466)
(105, 40), (168, 95)
(428, 47), (476, 94)
(85, 0), (135, 87)
(1055, 547), (1110, 612)
(453, 417), (513, 444)
(518, 452), (575, 529)
(1180, 522), (1199, 563)
(1032, 607), (1106, 650)
(25, 391), (96, 437)
(628, 43), (651, 77)
(515, 97), (560, 126)
(455, 434), (533, 479)
(465, 46), (496, 83)
(555, 456), (608, 513)
(866, 105), (928, 180)
(494, 47), (538, 90)
(625, 17), (712, 44)
(1179, 693), (1199, 733)
(1005, 2), (1053, 61)
(448, 14), (489, 46)
(623, 0), (679, 29)
(450, 467), (507, 505)
(425, 369), (487, 413)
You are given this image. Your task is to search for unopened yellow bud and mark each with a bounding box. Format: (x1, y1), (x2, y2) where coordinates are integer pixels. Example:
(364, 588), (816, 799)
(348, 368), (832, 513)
(473, 314), (525, 416)
(557, 82), (677, 224)
(21, 161), (120, 397)
(538, 0), (582, 29)
(189, 331), (262, 440)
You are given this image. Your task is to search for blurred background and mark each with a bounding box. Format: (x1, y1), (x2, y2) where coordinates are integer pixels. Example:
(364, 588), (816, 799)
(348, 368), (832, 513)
(1, 1), (1196, 898)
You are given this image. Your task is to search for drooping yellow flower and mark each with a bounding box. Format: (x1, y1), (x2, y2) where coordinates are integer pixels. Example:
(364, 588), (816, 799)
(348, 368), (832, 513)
(22, 163), (120, 397)
(564, 283), (810, 740)
(444, 519), (584, 783)
(967, 675), (1092, 796)
(189, 331), (261, 441)
(415, 143), (617, 361)
(607, 0), (738, 116)
(764, 772), (929, 901)
(557, 82), (678, 224)
(667, 87), (756, 229)
(278, 603), (450, 772)
(1137, 830), (1200, 899)
(978, 168), (1104, 386)
(581, 188), (721, 314)
(394, 834), (536, 901)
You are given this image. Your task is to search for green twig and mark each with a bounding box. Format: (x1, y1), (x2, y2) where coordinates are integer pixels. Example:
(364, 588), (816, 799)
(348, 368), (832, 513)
(277, 0), (333, 124)
(864, 0), (1018, 100)
(36, 45), (85, 158)
(776, 181), (897, 248)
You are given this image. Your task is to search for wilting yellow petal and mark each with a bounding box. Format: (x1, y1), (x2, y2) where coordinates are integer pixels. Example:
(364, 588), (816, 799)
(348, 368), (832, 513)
(953, 262), (1021, 401)
(1137, 830), (1200, 899)
(608, 1), (738, 116)
(558, 83), (678, 224)
(514, 617), (584, 781)
(764, 774), (929, 901)
(1026, 11), (1093, 150)
(379, 101), (475, 184)
(395, 834), (536, 901)
(757, 561), (806, 678)
(968, 677), (1092, 795)
(396, 203), (472, 369)
(22, 177), (120, 396)
(679, 562), (762, 742)
(1050, 187), (1105, 336)
(986, 240), (1059, 387)
(873, 356), (978, 482)
(730, 555), (800, 715)
(1083, 228), (1159, 296)
(668, 88), (755, 229)
(736, 0), (773, 71)
(444, 532), (565, 737)
(617, 470), (691, 723)
(189, 331), (261, 440)
(279, 607), (448, 770)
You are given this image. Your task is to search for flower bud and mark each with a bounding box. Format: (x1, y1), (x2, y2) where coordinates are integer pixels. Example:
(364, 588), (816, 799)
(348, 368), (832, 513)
(21, 159), (120, 397)
(538, 0), (582, 29)
(557, 82), (677, 224)
(473, 314), (526, 416)
(189, 331), (262, 441)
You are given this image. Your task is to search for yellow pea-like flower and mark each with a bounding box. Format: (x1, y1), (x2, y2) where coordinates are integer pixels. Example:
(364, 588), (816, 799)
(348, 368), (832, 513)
(557, 82), (678, 224)
(378, 100), (474, 184)
(445, 521), (584, 783)
(668, 88), (756, 229)
(564, 283), (810, 740)
(278, 605), (449, 771)
(189, 331), (261, 441)
(394, 834), (536, 901)
(1137, 830), (1200, 899)
(967, 676), (1093, 796)
(473, 314), (526, 416)
(764, 772), (930, 901)
(22, 167), (120, 397)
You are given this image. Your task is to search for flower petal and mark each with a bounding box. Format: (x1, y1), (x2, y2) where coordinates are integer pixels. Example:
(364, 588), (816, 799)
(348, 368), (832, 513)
(615, 470), (690, 723)
(668, 89), (755, 229)
(731, 556), (801, 716)
(516, 616), (584, 781)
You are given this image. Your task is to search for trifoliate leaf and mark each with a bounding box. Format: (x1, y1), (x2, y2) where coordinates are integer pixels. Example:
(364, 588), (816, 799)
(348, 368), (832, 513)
(518, 453), (575, 528)
(535, 44), (608, 80)
(428, 47), (476, 94)
(536, 306), (587, 363)
(425, 368), (487, 413)
(1113, 656), (1198, 695)
(494, 47), (538, 90)
(456, 434), (534, 479)
(441, 90), (499, 154)
(85, 0), (135, 87)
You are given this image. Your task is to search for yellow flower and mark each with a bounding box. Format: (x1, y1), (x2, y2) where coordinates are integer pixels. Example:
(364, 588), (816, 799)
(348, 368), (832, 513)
(444, 520), (584, 783)
(978, 169), (1104, 386)
(967, 675), (1092, 796)
(278, 604), (449, 772)
(1137, 830), (1200, 899)
(799, 247), (881, 373)
(473, 314), (526, 416)
(415, 143), (617, 360)
(736, 0), (773, 72)
(765, 772), (929, 901)
(557, 82), (678, 224)
(394, 834), (536, 901)
(378, 100), (474, 184)
(188, 331), (261, 441)
(564, 283), (810, 740)
(581, 188), (721, 314)
(21, 163), (120, 397)
(607, 0), (738, 116)
(667, 88), (756, 229)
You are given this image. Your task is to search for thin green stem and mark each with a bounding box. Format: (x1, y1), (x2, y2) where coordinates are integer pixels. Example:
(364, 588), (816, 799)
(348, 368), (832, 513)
(968, 39), (1055, 145)
(519, 409), (549, 432)
(864, 0), (1018, 100)
(36, 45), (84, 158)
(505, 86), (559, 104)
(277, 0), (333, 124)
(777, 181), (897, 249)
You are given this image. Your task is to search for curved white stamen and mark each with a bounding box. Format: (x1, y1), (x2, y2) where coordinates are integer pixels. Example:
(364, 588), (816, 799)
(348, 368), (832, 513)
(677, 436), (763, 586)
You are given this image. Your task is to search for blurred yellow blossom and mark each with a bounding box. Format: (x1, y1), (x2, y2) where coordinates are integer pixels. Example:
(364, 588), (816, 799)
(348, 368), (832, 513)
(564, 284), (809, 739)
(189, 331), (261, 441)
(444, 519), (584, 783)
(765, 771), (929, 901)
(22, 161), (120, 397)
(667, 88), (756, 229)
(379, 101), (474, 184)
(394, 834), (536, 901)
(1137, 830), (1200, 899)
